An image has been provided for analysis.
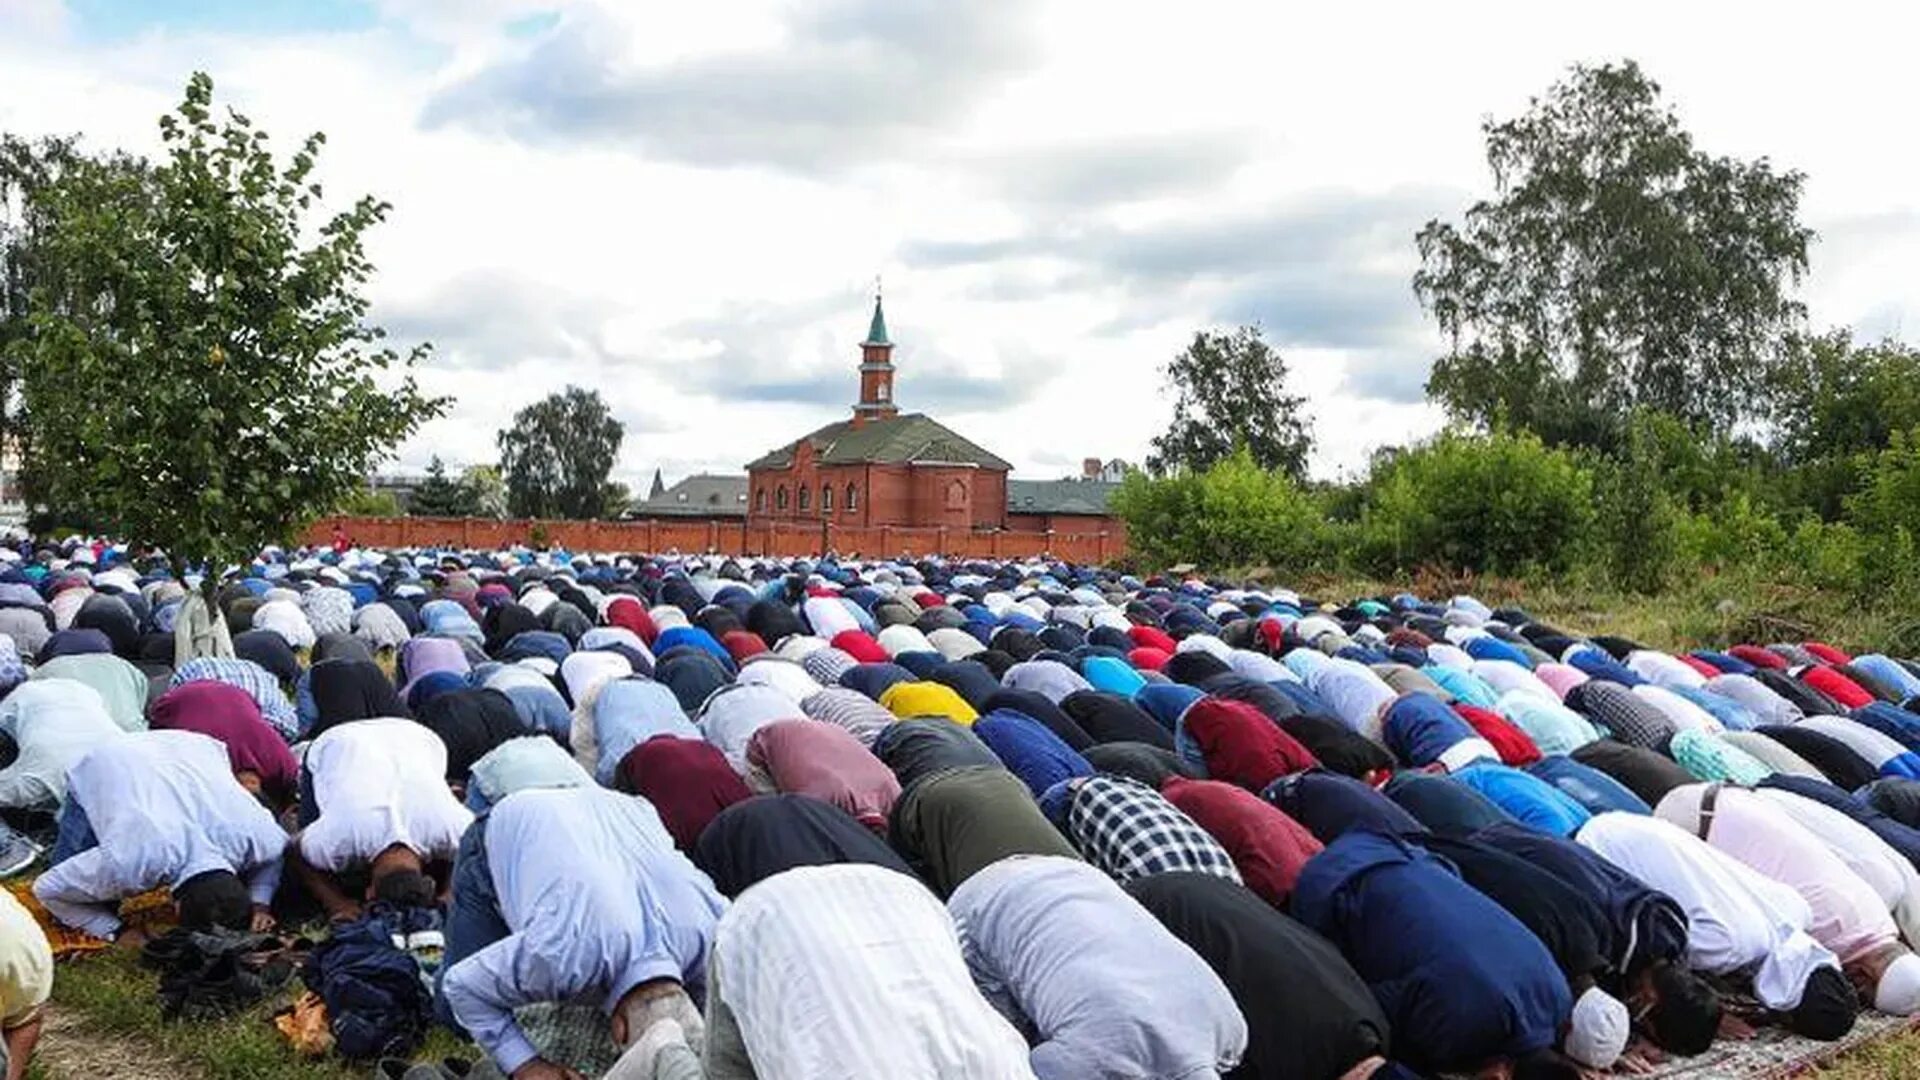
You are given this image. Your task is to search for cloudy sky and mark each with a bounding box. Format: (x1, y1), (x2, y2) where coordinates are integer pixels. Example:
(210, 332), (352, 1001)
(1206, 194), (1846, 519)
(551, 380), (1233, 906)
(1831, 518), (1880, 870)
(5, 1), (1919, 487)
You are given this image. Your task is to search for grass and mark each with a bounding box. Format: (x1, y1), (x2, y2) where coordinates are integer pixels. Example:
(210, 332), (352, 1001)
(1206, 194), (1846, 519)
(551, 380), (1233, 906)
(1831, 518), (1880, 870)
(32, 945), (470, 1080)
(1818, 1028), (1920, 1077)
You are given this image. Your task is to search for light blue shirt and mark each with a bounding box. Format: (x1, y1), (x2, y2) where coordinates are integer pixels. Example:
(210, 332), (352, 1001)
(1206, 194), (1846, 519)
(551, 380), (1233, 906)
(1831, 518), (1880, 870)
(949, 855), (1246, 1079)
(1494, 690), (1599, 756)
(1422, 664), (1501, 709)
(33, 730), (287, 939)
(1855, 655), (1920, 701)
(591, 679), (697, 785)
(441, 786), (727, 1076)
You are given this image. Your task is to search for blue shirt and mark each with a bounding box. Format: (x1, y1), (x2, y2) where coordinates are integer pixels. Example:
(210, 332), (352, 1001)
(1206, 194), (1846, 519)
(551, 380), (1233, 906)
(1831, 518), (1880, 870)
(1382, 692), (1480, 767)
(441, 787), (727, 1076)
(1293, 830), (1570, 1072)
(973, 709), (1092, 799)
(1450, 761), (1593, 836)
(1525, 756), (1650, 816)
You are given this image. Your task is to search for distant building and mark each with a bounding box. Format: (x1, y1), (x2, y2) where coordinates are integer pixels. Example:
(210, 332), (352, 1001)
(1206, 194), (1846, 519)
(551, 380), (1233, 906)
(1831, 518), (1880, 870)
(368, 470), (431, 512)
(629, 473), (749, 519)
(744, 296), (1013, 531)
(621, 297), (1125, 542)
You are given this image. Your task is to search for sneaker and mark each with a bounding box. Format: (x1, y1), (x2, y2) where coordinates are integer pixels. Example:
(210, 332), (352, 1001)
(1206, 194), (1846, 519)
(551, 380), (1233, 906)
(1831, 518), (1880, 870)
(0, 827), (39, 877)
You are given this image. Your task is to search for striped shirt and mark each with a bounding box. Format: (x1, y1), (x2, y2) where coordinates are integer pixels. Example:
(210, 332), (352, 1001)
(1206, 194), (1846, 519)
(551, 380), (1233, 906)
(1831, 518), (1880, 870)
(800, 688), (896, 747)
(1063, 776), (1241, 886)
(711, 863), (1036, 1080)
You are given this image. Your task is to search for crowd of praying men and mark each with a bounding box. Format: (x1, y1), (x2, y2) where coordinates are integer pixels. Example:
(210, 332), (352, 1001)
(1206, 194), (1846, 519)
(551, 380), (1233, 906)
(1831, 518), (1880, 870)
(6, 539), (1920, 1079)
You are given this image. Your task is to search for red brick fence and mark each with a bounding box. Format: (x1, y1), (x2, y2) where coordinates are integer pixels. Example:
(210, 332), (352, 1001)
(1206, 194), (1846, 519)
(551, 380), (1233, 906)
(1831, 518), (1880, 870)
(305, 516), (1129, 564)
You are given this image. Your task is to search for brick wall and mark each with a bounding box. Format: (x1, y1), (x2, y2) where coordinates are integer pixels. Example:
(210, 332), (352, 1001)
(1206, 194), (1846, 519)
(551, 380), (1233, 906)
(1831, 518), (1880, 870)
(306, 513), (1129, 562)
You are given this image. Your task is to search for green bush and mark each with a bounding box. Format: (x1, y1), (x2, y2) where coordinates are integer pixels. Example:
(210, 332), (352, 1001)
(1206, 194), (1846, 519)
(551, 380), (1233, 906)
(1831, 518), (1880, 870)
(1111, 449), (1336, 572)
(1356, 430), (1594, 575)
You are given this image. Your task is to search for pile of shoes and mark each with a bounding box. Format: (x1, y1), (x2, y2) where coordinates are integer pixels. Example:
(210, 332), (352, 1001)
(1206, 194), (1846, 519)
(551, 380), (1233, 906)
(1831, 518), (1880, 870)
(139, 927), (296, 1021)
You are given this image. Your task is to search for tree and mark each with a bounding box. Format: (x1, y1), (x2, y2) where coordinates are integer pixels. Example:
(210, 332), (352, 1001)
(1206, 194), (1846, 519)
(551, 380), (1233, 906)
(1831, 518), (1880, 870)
(12, 73), (445, 602)
(461, 463), (507, 518)
(335, 484), (401, 516)
(1146, 325), (1313, 479)
(1415, 61), (1811, 450)
(408, 455), (481, 517)
(497, 386), (625, 519)
(601, 479), (632, 519)
(2, 136), (149, 504)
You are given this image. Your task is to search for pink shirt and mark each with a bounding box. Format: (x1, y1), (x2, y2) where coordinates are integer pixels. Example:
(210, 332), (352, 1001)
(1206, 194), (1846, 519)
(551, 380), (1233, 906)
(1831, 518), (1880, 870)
(1656, 784), (1896, 964)
(745, 719), (901, 829)
(1533, 663), (1590, 701)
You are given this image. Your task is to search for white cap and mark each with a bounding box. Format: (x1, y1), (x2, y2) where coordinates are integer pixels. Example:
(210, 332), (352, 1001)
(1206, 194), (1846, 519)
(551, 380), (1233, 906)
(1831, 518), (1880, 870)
(1564, 986), (1629, 1068)
(1876, 952), (1920, 1015)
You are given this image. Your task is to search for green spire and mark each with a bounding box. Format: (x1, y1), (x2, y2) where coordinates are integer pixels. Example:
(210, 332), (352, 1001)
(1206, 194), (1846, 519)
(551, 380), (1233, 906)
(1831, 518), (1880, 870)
(863, 293), (890, 346)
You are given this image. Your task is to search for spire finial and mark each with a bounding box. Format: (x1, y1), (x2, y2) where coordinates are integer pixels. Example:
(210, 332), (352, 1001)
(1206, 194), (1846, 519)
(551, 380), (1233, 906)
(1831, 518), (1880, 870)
(864, 284), (890, 346)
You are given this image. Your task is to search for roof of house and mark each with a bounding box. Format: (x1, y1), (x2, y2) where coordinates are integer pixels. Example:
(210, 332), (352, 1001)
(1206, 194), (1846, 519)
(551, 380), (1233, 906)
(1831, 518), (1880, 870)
(746, 412), (1011, 472)
(1006, 478), (1120, 516)
(631, 473), (749, 517)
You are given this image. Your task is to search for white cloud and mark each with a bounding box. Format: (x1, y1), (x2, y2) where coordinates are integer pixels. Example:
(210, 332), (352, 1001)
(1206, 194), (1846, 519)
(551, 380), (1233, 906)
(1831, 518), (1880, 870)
(3, 0), (1919, 486)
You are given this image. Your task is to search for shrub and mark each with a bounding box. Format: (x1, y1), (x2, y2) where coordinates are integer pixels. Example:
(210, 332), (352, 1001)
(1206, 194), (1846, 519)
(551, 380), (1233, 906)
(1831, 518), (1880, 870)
(1357, 430), (1593, 575)
(1111, 449), (1335, 572)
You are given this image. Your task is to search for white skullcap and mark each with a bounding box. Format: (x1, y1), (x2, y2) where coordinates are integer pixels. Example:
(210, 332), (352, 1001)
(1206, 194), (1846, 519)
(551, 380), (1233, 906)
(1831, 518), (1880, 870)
(1876, 952), (1920, 1015)
(1564, 986), (1629, 1069)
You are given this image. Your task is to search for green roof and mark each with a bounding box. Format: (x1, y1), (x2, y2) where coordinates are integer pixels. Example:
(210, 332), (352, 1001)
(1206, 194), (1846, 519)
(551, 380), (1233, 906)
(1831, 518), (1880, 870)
(631, 473), (748, 517)
(1006, 478), (1120, 515)
(747, 412), (1010, 472)
(863, 296), (889, 346)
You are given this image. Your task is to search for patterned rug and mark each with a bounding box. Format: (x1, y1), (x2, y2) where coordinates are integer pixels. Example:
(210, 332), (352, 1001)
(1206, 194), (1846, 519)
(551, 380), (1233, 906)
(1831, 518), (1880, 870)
(1638, 1010), (1918, 1079)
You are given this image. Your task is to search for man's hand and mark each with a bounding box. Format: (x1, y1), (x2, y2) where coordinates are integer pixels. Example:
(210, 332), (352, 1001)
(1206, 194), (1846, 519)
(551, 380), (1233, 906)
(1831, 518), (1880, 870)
(510, 1059), (586, 1080)
(115, 926), (150, 950)
(250, 905), (277, 933)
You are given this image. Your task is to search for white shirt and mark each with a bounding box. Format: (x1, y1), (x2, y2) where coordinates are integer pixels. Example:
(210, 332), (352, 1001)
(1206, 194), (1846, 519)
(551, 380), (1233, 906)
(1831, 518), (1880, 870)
(1576, 811), (1837, 1010)
(1754, 787), (1920, 946)
(1227, 650), (1297, 684)
(1706, 674), (1804, 726)
(296, 718), (472, 871)
(698, 683), (803, 774)
(1471, 660), (1556, 702)
(1306, 659), (1398, 736)
(877, 624), (936, 659)
(713, 864), (1036, 1080)
(34, 730), (287, 939)
(732, 657), (821, 704)
(1626, 650), (1708, 691)
(0, 679), (124, 809)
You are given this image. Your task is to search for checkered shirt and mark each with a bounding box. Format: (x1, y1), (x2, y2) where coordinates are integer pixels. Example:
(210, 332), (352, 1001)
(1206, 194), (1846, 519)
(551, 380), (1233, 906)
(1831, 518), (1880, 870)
(171, 657), (300, 741)
(1566, 680), (1675, 751)
(1066, 775), (1241, 885)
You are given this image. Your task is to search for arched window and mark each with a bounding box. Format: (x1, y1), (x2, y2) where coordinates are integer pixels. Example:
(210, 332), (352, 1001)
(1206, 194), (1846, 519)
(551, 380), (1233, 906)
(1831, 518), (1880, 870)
(776, 486), (788, 510)
(946, 479), (968, 509)
(845, 484), (858, 511)
(798, 486), (811, 511)
(821, 485), (833, 512)
(754, 489), (765, 512)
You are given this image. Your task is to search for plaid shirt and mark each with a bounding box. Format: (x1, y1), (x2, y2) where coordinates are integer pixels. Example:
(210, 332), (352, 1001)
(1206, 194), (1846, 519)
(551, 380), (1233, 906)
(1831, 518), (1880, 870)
(171, 657), (300, 741)
(1565, 681), (1674, 751)
(1066, 775), (1241, 885)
